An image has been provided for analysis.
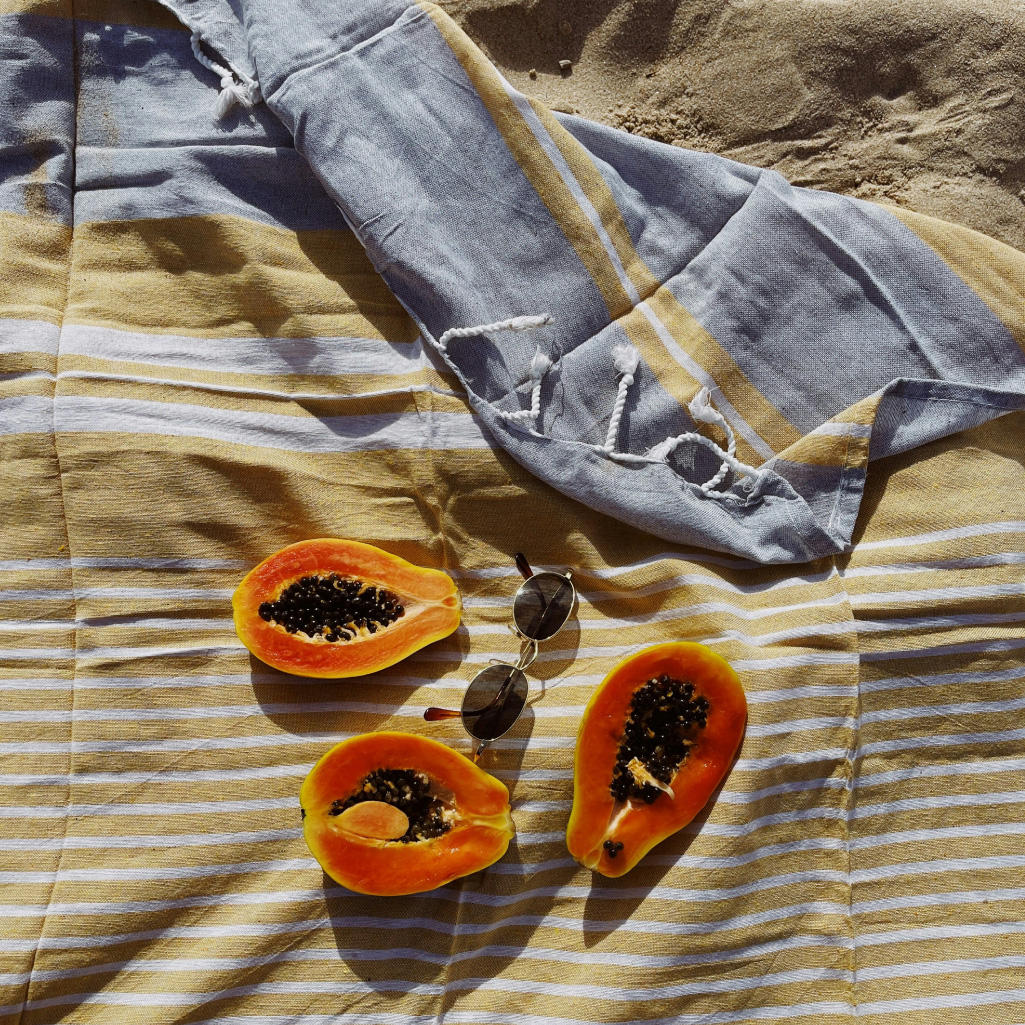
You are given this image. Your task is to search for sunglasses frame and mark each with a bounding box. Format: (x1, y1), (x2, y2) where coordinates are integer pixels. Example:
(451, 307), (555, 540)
(424, 554), (576, 761)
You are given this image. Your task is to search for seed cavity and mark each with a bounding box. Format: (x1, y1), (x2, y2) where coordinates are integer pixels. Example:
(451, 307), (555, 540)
(610, 673), (709, 804)
(329, 768), (451, 843)
(626, 757), (675, 799)
(258, 573), (404, 643)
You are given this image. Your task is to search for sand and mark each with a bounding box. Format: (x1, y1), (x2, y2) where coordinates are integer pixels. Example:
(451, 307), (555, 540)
(441, 0), (1025, 250)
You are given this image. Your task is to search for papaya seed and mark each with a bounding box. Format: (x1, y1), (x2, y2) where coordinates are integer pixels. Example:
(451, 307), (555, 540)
(610, 673), (710, 803)
(260, 573), (404, 643)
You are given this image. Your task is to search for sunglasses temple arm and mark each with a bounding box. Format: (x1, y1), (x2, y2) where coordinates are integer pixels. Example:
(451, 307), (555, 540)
(423, 707), (462, 721)
(422, 707), (490, 762)
(514, 552), (534, 580)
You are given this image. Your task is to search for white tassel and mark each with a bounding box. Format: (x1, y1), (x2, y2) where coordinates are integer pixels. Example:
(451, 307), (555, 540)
(191, 33), (262, 120)
(525, 346), (552, 421)
(686, 386), (738, 492)
(434, 314), (553, 425)
(645, 426), (762, 497)
(530, 346), (553, 381)
(603, 343), (641, 454)
(507, 315), (553, 334)
(688, 386), (719, 425)
(213, 77), (261, 118)
(612, 342), (640, 379)
(437, 313), (551, 354)
(646, 436), (678, 463)
(643, 388), (763, 496)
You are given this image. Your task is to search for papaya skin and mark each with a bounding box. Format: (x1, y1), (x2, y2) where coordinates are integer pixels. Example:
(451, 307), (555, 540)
(566, 642), (747, 877)
(301, 732), (514, 896)
(232, 539), (461, 678)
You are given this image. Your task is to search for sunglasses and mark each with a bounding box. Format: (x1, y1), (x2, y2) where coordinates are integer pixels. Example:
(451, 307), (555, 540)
(424, 553), (576, 761)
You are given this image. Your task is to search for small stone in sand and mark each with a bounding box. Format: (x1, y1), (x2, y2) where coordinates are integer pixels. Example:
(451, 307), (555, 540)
(559, 59), (572, 75)
(529, 68), (537, 79)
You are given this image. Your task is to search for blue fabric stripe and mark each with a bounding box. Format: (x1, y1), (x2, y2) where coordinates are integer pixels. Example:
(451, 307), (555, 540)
(0, 14), (74, 223)
(664, 176), (1025, 433)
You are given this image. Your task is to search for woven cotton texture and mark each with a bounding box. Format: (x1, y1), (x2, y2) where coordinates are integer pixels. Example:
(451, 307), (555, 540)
(2, 2), (1025, 1024)
(217, 0), (1025, 564)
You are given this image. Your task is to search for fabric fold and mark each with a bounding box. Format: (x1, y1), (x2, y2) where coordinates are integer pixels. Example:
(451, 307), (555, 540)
(166, 0), (1025, 563)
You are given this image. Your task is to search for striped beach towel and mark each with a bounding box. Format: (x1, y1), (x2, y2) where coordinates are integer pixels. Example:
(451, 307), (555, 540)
(2, 1), (1025, 1023)
(174, 0), (1025, 564)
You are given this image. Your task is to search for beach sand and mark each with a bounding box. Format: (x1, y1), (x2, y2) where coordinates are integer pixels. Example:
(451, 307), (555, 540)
(441, 0), (1025, 250)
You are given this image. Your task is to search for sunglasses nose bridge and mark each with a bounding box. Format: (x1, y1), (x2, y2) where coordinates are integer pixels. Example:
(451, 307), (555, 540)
(515, 637), (538, 671)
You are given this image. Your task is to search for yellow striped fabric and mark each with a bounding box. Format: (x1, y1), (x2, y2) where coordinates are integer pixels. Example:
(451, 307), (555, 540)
(2, 3), (1025, 1023)
(3, 208), (1025, 1020)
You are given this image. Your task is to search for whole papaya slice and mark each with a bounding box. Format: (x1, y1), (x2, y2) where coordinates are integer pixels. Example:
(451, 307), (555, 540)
(232, 539), (460, 678)
(301, 732), (514, 895)
(567, 642), (746, 877)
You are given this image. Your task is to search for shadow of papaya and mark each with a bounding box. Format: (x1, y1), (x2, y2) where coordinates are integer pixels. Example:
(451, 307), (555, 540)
(323, 878), (455, 989)
(248, 614), (473, 739)
(579, 753), (741, 947)
(424, 855), (584, 1015)
(322, 837), (572, 1003)
(579, 845), (682, 948)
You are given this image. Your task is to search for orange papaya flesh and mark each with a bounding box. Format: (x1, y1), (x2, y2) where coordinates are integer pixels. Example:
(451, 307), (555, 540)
(232, 538), (461, 678)
(566, 642), (746, 877)
(301, 732), (514, 896)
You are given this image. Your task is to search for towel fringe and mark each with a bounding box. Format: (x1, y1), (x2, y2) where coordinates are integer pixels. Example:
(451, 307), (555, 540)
(597, 349), (759, 497)
(436, 314), (553, 425)
(687, 386), (737, 493)
(437, 314), (551, 355)
(643, 412), (762, 497)
(190, 33), (262, 119)
(602, 342), (640, 454)
(434, 317), (764, 499)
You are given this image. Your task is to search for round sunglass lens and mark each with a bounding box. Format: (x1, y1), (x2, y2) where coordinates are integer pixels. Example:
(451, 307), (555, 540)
(513, 572), (574, 642)
(461, 664), (528, 742)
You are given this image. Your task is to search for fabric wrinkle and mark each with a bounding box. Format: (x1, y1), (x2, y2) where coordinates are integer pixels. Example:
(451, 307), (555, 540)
(2, 1), (1025, 1021)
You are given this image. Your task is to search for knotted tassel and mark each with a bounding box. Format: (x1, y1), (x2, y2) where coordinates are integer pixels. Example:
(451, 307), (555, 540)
(687, 387), (737, 492)
(688, 387), (720, 426)
(520, 346), (553, 422)
(525, 346), (553, 422)
(191, 33), (262, 120)
(213, 76), (261, 118)
(646, 387), (761, 497)
(646, 435), (678, 463)
(497, 345), (554, 424)
(603, 342), (641, 453)
(433, 314), (554, 425)
(437, 313), (551, 355)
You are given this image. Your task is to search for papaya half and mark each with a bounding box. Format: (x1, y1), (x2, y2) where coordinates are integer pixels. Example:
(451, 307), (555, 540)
(567, 642), (746, 877)
(232, 539), (460, 677)
(301, 732), (514, 895)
